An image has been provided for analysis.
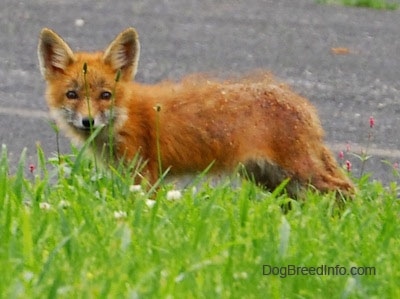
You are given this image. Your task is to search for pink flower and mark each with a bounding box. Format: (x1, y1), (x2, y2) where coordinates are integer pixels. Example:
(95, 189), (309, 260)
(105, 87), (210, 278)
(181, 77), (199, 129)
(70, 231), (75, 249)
(338, 151), (344, 160)
(369, 116), (375, 128)
(29, 164), (35, 173)
(345, 160), (352, 172)
(394, 162), (399, 170)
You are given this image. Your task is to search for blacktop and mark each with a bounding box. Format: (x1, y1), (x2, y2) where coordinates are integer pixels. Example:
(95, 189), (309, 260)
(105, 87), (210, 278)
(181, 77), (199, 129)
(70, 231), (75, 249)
(1, 0), (400, 184)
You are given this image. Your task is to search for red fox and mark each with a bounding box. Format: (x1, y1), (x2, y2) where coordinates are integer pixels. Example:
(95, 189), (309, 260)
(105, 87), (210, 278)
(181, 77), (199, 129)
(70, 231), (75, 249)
(38, 27), (354, 197)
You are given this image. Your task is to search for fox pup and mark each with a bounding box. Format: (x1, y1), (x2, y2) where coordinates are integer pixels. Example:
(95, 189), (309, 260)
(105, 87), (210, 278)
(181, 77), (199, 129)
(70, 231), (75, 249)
(38, 27), (354, 197)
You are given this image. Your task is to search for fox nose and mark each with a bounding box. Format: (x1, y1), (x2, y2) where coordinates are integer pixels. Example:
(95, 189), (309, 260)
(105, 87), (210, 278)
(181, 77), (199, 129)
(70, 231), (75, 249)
(82, 117), (95, 129)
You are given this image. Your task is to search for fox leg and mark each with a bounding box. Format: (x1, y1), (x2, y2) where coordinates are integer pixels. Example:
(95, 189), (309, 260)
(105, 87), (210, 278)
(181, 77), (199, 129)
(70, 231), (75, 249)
(242, 159), (303, 197)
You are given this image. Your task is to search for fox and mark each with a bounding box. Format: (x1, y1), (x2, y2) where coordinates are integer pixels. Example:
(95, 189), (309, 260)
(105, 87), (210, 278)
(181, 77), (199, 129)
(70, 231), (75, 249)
(38, 27), (354, 198)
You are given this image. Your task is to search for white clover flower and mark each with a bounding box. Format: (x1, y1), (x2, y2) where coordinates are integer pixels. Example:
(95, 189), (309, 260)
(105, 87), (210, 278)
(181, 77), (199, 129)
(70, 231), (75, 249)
(39, 202), (51, 210)
(166, 190), (182, 201)
(145, 199), (156, 208)
(175, 273), (185, 283)
(233, 272), (248, 280)
(114, 210), (127, 220)
(22, 271), (34, 282)
(58, 200), (70, 209)
(129, 185), (142, 192)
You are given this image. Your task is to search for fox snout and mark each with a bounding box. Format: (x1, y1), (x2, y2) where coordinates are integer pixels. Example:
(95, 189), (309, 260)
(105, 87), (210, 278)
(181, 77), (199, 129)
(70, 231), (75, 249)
(59, 107), (109, 132)
(71, 114), (106, 131)
(81, 117), (95, 130)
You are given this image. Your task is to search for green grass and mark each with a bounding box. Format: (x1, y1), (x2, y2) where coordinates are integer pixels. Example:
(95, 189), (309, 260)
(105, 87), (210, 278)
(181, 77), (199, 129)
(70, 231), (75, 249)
(0, 144), (399, 298)
(317, 0), (398, 9)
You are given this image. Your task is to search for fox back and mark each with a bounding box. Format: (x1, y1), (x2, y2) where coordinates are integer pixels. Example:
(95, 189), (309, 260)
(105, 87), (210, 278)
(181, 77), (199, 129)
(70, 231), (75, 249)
(38, 28), (354, 197)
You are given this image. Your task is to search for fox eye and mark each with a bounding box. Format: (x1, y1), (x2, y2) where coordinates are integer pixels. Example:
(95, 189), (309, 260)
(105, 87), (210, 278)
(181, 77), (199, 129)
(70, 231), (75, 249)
(100, 91), (112, 100)
(66, 90), (79, 100)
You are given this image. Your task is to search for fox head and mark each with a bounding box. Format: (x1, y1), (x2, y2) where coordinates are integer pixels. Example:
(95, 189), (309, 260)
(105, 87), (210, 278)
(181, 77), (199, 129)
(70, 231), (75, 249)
(38, 28), (140, 142)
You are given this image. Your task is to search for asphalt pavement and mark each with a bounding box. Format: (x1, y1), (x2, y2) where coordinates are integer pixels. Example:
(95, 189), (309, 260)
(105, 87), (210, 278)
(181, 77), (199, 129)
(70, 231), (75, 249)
(1, 0), (400, 184)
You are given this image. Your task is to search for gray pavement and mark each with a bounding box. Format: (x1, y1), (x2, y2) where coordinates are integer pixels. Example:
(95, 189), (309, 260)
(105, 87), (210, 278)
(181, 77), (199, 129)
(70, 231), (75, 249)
(1, 0), (400, 184)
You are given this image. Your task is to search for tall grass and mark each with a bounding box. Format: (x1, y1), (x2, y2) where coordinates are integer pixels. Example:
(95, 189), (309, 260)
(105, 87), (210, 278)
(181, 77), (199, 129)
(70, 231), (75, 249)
(0, 143), (399, 298)
(317, 0), (398, 9)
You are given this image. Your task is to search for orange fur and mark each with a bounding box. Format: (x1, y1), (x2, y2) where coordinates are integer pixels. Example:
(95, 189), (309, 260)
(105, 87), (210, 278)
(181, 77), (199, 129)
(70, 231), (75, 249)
(38, 28), (354, 198)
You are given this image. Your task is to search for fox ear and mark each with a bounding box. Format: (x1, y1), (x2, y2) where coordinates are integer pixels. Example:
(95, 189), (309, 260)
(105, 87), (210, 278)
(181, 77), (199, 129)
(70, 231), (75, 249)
(103, 28), (140, 81)
(38, 28), (75, 78)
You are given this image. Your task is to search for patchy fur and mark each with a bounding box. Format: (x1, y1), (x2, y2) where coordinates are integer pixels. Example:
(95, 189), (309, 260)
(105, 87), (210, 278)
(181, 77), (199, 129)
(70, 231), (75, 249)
(38, 27), (354, 198)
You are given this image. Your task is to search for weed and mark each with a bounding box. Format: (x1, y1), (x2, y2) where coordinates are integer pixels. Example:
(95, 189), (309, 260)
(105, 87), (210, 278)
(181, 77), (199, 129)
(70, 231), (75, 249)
(338, 116), (377, 179)
(108, 69), (121, 160)
(154, 103), (163, 178)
